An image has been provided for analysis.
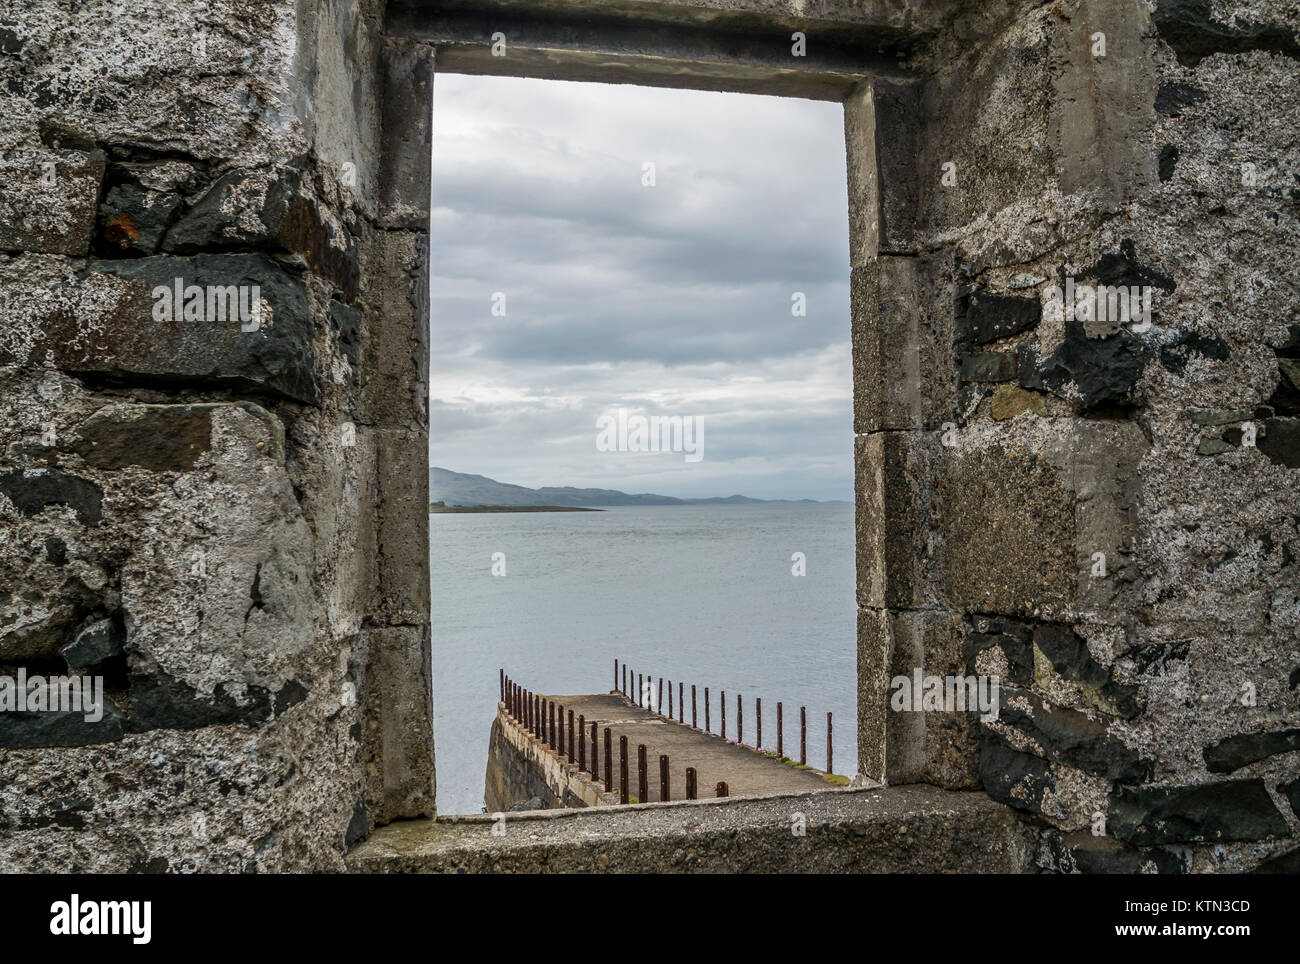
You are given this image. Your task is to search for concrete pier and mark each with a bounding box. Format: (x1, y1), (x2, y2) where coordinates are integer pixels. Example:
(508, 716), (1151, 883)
(485, 692), (848, 812)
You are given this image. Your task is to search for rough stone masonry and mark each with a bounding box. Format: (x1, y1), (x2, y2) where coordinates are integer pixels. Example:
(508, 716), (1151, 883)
(0, 0), (1298, 873)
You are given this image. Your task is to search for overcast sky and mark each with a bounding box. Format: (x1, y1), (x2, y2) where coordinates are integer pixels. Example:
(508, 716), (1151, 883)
(428, 75), (852, 502)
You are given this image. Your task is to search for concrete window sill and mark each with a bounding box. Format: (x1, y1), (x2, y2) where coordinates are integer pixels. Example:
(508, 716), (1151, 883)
(346, 785), (1032, 873)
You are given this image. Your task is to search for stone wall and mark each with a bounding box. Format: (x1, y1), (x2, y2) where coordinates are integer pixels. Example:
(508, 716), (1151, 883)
(0, 0), (434, 871)
(484, 705), (616, 811)
(854, 0), (1300, 873)
(1, 0), (1297, 874)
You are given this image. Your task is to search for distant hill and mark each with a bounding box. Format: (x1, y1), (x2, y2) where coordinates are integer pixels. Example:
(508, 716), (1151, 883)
(429, 467), (842, 507)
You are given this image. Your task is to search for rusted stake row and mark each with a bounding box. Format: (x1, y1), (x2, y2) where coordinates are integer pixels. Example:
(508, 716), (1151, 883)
(592, 721), (600, 780)
(704, 687), (710, 732)
(658, 677), (663, 716)
(638, 673), (643, 709)
(777, 702), (783, 758)
(685, 767), (697, 800)
(827, 712), (833, 774)
(800, 705), (807, 765)
(659, 754), (670, 802)
(691, 685), (697, 728)
(715, 781), (728, 798)
(619, 735), (630, 805)
(614, 658), (619, 693)
(622, 664), (628, 696)
(604, 727), (613, 792)
(757, 698), (762, 750)
(637, 744), (648, 804)
(678, 682), (684, 723)
(738, 692), (743, 745)
(721, 690), (726, 739)
(668, 681), (673, 720)
(568, 710), (575, 764)
(578, 714), (586, 771)
(499, 668), (504, 700)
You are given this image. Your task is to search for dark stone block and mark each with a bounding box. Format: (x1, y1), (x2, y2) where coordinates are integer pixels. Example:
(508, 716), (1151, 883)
(83, 253), (318, 405)
(1159, 331), (1230, 375)
(1033, 623), (1143, 718)
(959, 351), (1018, 383)
(0, 700), (126, 748)
(1153, 0), (1300, 68)
(998, 686), (1150, 782)
(1109, 779), (1290, 844)
(1076, 239), (1176, 295)
(955, 289), (1040, 346)
(44, 536), (67, 566)
(1158, 145), (1179, 182)
(164, 166), (359, 301)
(71, 404), (216, 472)
(1253, 847), (1300, 873)
(1279, 777), (1300, 819)
(1259, 417), (1300, 469)
(129, 671), (309, 732)
(1204, 728), (1300, 773)
(963, 622), (1034, 686)
(1155, 82), (1208, 116)
(978, 730), (1053, 815)
(20, 795), (94, 830)
(0, 468), (102, 525)
(1063, 832), (1186, 874)
(1022, 320), (1149, 410)
(1130, 639), (1190, 676)
(329, 300), (362, 366)
(60, 616), (124, 670)
(96, 183), (181, 256)
(344, 797), (369, 848)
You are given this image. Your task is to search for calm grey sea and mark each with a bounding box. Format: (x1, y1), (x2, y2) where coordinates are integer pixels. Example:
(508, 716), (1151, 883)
(430, 502), (857, 814)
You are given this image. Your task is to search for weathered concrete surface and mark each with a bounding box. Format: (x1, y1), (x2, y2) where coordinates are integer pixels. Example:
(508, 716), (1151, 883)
(348, 784), (1035, 873)
(486, 694), (841, 812)
(853, 0), (1300, 874)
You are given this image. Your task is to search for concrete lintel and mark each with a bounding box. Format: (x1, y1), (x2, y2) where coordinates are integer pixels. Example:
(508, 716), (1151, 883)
(346, 784), (1032, 872)
(386, 0), (927, 99)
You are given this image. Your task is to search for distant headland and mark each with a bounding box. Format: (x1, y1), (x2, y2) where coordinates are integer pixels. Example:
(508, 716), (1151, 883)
(428, 467), (849, 508)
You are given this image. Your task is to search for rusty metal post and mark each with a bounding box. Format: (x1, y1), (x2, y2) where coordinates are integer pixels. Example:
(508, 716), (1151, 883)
(619, 735), (629, 805)
(686, 767), (697, 800)
(578, 714), (586, 770)
(637, 744), (647, 803)
(659, 754), (670, 802)
(557, 703), (564, 754)
(800, 706), (807, 765)
(704, 687), (710, 732)
(499, 668), (504, 700)
(679, 682), (684, 722)
(622, 665), (627, 695)
(738, 693), (743, 745)
(614, 659), (619, 693)
(757, 698), (762, 750)
(551, 701), (557, 750)
(657, 677), (663, 715)
(594, 722), (601, 779)
(638, 673), (643, 708)
(692, 685), (697, 728)
(568, 709), (575, 763)
(604, 728), (613, 791)
(715, 781), (729, 798)
(777, 702), (783, 758)
(827, 712), (833, 774)
(720, 690), (726, 738)
(668, 682), (673, 720)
